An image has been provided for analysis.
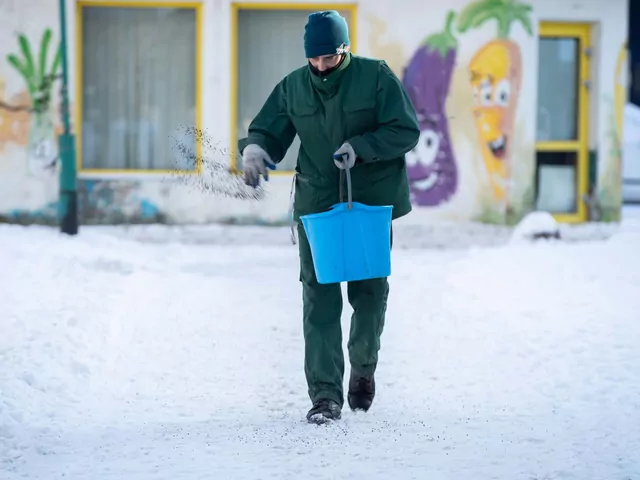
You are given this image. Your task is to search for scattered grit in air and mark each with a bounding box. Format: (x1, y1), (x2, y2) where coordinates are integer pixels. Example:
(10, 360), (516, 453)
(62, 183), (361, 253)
(167, 125), (267, 201)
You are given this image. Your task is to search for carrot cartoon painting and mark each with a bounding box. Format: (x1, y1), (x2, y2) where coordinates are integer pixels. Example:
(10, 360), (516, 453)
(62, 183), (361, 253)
(457, 0), (533, 204)
(402, 11), (459, 206)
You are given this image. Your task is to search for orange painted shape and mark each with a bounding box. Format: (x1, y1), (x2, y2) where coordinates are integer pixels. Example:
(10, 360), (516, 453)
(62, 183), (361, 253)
(467, 39), (523, 202)
(0, 87), (70, 153)
(0, 91), (31, 151)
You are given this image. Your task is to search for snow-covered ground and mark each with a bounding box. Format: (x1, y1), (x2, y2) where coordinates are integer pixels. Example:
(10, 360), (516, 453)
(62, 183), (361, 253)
(1, 208), (640, 479)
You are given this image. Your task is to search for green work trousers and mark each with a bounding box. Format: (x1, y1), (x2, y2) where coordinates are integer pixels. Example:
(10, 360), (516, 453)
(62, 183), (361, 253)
(297, 222), (392, 407)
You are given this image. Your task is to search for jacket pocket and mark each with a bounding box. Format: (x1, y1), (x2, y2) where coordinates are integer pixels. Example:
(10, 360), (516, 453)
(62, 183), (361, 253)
(293, 174), (319, 217)
(289, 102), (320, 138)
(294, 173), (340, 219)
(343, 99), (376, 138)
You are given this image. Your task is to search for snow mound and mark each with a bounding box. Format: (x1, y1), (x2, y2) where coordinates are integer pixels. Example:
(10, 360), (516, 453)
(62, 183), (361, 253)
(509, 211), (560, 244)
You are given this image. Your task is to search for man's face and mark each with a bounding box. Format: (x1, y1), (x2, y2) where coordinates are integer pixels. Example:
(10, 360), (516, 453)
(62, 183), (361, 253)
(308, 54), (342, 72)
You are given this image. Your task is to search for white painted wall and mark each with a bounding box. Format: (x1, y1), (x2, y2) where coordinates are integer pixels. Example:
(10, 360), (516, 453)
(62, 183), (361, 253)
(0, 0), (628, 224)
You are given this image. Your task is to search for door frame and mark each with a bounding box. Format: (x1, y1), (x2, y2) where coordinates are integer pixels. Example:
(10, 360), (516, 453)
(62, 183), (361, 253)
(229, 2), (358, 175)
(536, 22), (591, 223)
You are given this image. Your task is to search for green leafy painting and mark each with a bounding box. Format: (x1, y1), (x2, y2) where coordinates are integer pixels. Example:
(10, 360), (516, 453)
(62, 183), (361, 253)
(6, 28), (61, 114)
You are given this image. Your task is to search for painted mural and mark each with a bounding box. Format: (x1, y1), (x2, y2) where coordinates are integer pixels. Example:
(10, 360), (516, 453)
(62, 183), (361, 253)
(596, 41), (627, 222)
(0, 29), (61, 173)
(403, 11), (459, 207)
(0, 86), (30, 150)
(4, 179), (163, 225)
(0, 28), (161, 225)
(457, 0), (532, 211)
(391, 0), (534, 224)
(0, 29), (63, 225)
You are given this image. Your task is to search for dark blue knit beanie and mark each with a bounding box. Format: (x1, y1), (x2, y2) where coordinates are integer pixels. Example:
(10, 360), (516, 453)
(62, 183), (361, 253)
(304, 11), (350, 58)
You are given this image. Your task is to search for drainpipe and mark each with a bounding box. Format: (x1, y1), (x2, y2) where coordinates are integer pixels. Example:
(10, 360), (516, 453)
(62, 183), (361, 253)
(58, 0), (78, 235)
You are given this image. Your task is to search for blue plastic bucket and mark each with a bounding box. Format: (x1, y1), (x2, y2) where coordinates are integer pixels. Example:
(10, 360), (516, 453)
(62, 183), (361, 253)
(300, 167), (393, 284)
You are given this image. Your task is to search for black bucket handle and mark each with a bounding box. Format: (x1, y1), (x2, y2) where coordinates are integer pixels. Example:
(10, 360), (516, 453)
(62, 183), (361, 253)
(337, 159), (353, 210)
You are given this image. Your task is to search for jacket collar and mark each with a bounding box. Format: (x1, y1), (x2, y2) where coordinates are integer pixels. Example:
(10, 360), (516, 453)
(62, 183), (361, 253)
(309, 53), (351, 92)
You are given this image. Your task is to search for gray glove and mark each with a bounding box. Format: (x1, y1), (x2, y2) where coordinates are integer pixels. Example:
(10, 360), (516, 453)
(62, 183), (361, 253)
(333, 142), (356, 169)
(242, 144), (275, 187)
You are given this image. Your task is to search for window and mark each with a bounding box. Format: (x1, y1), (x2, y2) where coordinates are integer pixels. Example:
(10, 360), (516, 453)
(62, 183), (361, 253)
(536, 38), (580, 142)
(78, 2), (201, 172)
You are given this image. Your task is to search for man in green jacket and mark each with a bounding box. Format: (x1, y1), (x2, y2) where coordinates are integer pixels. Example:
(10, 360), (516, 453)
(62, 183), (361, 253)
(238, 10), (419, 424)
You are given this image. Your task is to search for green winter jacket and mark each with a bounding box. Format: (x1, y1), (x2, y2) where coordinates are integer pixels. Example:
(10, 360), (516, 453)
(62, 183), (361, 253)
(238, 53), (420, 222)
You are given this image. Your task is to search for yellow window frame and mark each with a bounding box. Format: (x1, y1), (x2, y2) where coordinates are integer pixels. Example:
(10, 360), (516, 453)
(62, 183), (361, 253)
(229, 2), (358, 175)
(75, 0), (204, 175)
(536, 22), (591, 223)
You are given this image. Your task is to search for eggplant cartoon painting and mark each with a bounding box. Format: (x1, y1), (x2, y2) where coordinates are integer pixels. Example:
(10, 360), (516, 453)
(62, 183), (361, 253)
(402, 11), (459, 207)
(457, 0), (533, 204)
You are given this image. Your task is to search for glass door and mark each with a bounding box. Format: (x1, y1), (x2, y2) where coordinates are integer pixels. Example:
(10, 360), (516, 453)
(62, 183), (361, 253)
(535, 23), (591, 222)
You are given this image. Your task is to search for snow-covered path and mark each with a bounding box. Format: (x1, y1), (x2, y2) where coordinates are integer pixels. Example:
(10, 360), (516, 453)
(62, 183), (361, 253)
(1, 215), (640, 479)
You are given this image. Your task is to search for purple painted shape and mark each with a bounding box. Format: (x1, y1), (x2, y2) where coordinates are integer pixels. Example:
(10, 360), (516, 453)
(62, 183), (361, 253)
(402, 26), (459, 207)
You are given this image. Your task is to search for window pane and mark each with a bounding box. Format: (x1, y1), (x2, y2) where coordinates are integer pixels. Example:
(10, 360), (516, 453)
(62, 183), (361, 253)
(536, 38), (579, 141)
(237, 9), (351, 172)
(535, 151), (577, 213)
(81, 6), (196, 170)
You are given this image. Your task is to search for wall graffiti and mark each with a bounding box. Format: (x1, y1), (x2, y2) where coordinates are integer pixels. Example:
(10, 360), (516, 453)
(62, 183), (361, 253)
(457, 0), (532, 209)
(4, 179), (163, 225)
(402, 11), (459, 207)
(0, 85), (30, 151)
(597, 41), (627, 222)
(399, 0), (532, 218)
(6, 29), (61, 116)
(81, 180), (162, 224)
(1, 28), (62, 176)
(0, 29), (162, 225)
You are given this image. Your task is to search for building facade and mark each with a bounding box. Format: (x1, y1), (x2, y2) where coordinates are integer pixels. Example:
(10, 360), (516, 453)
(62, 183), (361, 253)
(0, 0), (629, 225)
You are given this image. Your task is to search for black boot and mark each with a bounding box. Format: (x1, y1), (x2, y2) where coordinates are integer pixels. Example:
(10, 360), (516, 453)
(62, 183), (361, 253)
(347, 372), (375, 411)
(306, 399), (342, 424)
